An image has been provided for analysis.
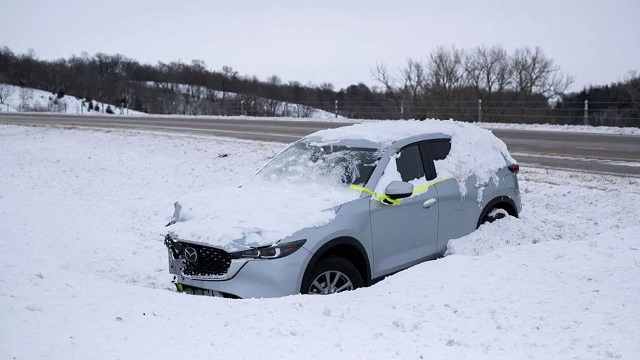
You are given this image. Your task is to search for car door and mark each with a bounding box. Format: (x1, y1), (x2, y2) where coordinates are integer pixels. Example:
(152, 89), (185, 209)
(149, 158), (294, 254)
(369, 144), (440, 278)
(420, 140), (480, 253)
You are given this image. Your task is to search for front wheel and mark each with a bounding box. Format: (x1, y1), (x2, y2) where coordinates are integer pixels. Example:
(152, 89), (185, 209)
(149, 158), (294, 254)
(481, 207), (509, 225)
(302, 256), (363, 295)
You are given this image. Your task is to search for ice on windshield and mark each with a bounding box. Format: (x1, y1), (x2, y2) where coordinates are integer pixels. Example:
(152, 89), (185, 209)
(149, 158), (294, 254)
(254, 142), (380, 187)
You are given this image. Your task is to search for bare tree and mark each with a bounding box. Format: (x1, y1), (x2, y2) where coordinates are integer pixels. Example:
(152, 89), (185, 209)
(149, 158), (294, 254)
(511, 47), (573, 97)
(400, 59), (427, 104)
(479, 45), (509, 93)
(18, 86), (34, 111)
(463, 50), (483, 93)
(427, 46), (465, 92)
(622, 70), (640, 113)
(264, 75), (282, 116)
(493, 47), (514, 92)
(464, 45), (513, 95)
(0, 83), (14, 104)
(372, 63), (403, 113)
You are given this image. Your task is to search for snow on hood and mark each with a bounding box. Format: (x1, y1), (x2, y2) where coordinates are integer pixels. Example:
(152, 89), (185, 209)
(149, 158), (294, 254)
(165, 180), (359, 252)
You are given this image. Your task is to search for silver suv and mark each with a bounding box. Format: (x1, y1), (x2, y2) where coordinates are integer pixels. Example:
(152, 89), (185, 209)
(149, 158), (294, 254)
(164, 120), (521, 298)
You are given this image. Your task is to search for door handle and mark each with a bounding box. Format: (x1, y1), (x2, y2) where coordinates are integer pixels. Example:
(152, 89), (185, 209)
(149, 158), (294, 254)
(422, 198), (437, 209)
(475, 182), (489, 189)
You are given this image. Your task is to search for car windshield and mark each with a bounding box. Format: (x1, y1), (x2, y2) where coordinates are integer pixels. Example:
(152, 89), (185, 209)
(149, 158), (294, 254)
(254, 141), (380, 187)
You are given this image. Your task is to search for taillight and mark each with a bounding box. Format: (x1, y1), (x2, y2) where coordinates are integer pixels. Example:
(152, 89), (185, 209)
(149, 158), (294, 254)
(508, 164), (520, 175)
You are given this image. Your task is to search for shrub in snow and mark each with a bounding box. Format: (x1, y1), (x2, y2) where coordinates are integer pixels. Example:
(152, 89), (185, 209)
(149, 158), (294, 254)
(18, 87), (34, 111)
(106, 106), (114, 114)
(47, 95), (66, 112)
(94, 104), (100, 112)
(33, 99), (48, 112)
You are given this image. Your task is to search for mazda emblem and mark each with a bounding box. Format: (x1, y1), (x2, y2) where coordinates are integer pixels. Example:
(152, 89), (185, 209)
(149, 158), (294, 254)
(184, 247), (198, 263)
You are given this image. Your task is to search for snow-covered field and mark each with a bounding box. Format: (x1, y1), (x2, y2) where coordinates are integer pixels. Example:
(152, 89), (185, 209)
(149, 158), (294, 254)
(0, 84), (144, 115)
(1, 125), (639, 359)
(144, 81), (341, 119)
(2, 83), (638, 135)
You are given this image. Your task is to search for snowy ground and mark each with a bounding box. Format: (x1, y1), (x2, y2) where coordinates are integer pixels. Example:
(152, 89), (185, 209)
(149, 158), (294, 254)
(478, 121), (640, 136)
(1, 125), (639, 359)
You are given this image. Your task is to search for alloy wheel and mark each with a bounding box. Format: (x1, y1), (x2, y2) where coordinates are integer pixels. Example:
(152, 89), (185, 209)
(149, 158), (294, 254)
(308, 270), (354, 294)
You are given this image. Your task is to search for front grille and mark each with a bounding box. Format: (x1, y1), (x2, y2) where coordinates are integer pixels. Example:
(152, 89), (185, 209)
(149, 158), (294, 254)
(182, 243), (233, 276)
(166, 237), (234, 276)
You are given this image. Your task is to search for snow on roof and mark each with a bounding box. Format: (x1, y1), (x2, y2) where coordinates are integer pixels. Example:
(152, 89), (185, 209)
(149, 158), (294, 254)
(308, 119), (516, 197)
(304, 119), (463, 146)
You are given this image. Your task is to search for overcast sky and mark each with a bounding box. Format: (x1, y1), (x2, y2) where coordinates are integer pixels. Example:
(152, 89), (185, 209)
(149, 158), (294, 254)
(2, 0), (639, 91)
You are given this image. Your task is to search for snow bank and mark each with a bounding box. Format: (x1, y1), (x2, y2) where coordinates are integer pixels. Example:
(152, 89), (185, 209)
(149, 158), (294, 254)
(1, 125), (639, 359)
(447, 167), (640, 255)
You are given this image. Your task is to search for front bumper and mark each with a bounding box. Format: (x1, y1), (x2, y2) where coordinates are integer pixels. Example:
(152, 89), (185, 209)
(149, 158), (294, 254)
(166, 238), (311, 299)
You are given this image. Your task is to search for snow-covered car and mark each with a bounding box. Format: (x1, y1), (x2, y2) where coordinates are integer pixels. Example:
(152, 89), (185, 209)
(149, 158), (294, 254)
(163, 120), (521, 298)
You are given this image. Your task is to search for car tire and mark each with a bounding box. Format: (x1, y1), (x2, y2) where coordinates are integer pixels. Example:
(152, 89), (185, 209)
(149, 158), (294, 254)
(302, 256), (364, 295)
(481, 207), (509, 225)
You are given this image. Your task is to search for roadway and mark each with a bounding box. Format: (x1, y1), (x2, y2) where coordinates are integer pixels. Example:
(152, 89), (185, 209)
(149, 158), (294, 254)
(1, 113), (639, 176)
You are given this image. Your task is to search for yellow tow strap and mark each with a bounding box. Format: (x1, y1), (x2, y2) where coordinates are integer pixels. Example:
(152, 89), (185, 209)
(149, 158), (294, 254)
(349, 184), (402, 205)
(412, 176), (452, 194)
(349, 176), (452, 205)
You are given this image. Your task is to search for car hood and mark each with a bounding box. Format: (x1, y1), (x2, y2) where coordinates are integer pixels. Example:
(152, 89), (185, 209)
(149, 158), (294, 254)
(164, 180), (359, 252)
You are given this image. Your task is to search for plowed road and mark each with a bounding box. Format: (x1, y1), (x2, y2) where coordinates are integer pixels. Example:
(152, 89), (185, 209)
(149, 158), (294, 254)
(2, 113), (639, 176)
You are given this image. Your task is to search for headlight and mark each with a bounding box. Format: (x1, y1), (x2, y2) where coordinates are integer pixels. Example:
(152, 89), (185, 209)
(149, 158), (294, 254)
(233, 239), (306, 259)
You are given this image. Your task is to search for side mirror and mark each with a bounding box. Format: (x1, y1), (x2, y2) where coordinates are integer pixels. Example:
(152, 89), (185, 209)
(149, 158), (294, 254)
(384, 181), (414, 200)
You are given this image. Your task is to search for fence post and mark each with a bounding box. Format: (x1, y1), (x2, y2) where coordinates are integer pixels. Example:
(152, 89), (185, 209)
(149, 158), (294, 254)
(400, 101), (404, 119)
(240, 100), (244, 115)
(583, 100), (589, 126)
(334, 100), (338, 118)
(478, 99), (483, 123)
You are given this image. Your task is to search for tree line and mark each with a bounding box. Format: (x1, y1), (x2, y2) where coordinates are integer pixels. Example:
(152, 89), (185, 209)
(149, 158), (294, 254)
(0, 45), (637, 126)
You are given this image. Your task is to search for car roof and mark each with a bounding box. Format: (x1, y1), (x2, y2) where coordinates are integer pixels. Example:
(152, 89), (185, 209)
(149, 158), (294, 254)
(303, 120), (454, 150)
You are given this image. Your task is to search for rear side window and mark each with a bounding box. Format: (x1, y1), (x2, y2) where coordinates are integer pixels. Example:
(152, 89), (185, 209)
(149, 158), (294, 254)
(420, 140), (452, 180)
(426, 140), (451, 161)
(395, 145), (425, 182)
